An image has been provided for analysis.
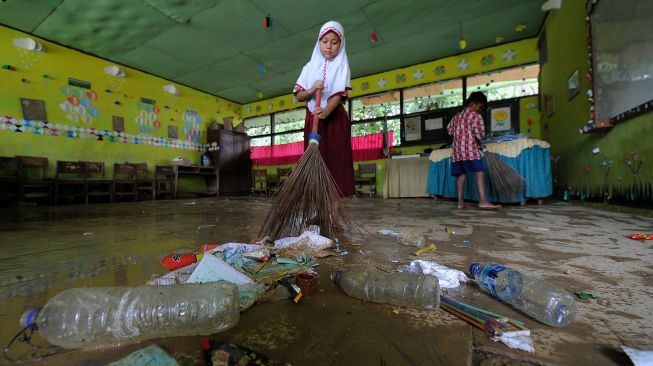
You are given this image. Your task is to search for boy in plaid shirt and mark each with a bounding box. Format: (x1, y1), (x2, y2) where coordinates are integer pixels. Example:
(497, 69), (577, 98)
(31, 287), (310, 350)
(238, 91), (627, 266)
(447, 92), (500, 209)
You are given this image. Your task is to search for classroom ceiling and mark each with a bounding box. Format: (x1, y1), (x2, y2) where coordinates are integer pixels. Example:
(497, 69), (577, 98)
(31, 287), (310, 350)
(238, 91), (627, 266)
(0, 0), (546, 104)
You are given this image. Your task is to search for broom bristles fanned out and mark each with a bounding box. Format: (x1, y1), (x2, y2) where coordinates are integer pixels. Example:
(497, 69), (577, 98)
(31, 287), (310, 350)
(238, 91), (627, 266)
(484, 148), (525, 202)
(259, 88), (355, 240)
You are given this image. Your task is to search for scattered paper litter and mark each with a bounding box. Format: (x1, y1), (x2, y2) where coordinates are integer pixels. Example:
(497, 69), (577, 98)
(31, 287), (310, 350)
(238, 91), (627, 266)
(378, 229), (400, 236)
(187, 254), (253, 285)
(492, 332), (535, 353)
(402, 260), (469, 289)
(274, 231), (333, 250)
(622, 345), (653, 366)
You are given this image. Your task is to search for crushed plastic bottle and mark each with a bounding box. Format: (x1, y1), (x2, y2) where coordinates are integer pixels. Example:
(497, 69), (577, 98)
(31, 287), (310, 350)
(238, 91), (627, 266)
(469, 263), (577, 327)
(20, 282), (240, 349)
(332, 269), (440, 309)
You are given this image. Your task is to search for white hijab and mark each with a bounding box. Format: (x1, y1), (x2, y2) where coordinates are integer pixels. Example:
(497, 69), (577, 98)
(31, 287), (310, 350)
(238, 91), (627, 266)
(294, 21), (351, 112)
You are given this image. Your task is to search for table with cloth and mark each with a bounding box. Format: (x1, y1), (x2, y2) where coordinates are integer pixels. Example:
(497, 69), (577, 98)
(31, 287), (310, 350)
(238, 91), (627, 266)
(425, 138), (552, 203)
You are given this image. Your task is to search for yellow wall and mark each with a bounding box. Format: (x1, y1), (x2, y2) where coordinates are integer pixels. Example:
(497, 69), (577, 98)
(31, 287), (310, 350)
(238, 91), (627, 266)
(243, 38), (539, 118)
(0, 25), (241, 181)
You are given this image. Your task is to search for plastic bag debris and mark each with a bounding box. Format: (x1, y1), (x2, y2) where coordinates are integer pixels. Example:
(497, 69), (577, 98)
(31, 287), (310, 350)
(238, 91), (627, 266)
(401, 260), (469, 289)
(492, 332), (535, 353)
(187, 254), (254, 285)
(108, 344), (180, 366)
(622, 345), (653, 366)
(378, 229), (400, 236)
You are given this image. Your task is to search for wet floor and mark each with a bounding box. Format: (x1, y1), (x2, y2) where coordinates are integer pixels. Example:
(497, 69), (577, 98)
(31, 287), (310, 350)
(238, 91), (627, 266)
(0, 197), (651, 365)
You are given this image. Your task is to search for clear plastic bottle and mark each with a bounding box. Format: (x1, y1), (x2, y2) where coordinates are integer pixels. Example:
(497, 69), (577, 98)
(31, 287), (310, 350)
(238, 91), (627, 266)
(332, 269), (440, 309)
(469, 263), (577, 327)
(20, 282), (240, 349)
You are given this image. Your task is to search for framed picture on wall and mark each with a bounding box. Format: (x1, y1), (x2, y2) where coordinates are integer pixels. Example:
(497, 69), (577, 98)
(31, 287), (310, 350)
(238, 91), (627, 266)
(404, 116), (421, 141)
(567, 69), (580, 100)
(20, 98), (47, 121)
(489, 106), (512, 133)
(112, 116), (124, 132)
(168, 125), (178, 139)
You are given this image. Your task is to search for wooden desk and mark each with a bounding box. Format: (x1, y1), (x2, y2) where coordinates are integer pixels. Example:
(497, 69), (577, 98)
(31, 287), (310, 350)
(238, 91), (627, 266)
(172, 165), (219, 199)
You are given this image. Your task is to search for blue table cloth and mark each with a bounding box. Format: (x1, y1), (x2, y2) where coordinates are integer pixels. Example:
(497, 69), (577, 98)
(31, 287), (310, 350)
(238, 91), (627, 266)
(426, 139), (552, 203)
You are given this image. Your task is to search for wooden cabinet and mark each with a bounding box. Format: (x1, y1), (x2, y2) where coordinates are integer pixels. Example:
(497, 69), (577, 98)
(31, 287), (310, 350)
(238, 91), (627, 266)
(207, 128), (252, 196)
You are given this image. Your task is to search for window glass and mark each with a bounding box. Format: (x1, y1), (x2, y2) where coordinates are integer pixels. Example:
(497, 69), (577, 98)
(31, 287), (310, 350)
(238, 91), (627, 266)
(351, 119), (401, 147)
(274, 109), (305, 133)
(274, 131), (303, 145)
(351, 91), (400, 121)
(403, 79), (464, 114)
(251, 136), (271, 147)
(244, 115), (271, 136)
(466, 64), (539, 101)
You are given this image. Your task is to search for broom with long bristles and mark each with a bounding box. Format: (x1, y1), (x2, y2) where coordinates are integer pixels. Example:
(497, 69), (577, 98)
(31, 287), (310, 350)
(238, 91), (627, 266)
(259, 88), (354, 240)
(482, 145), (525, 202)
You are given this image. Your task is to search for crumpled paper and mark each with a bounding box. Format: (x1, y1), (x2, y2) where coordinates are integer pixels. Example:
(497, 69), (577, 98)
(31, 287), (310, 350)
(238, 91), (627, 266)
(492, 332), (535, 353)
(622, 345), (653, 366)
(400, 260), (469, 289)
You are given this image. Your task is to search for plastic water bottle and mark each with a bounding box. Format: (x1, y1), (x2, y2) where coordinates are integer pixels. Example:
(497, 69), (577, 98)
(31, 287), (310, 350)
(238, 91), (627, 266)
(469, 263), (577, 327)
(332, 269), (440, 309)
(20, 282), (240, 349)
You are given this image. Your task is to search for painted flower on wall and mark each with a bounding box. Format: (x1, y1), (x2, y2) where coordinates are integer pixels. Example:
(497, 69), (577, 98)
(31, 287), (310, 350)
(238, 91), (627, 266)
(502, 49), (517, 62)
(279, 100), (285, 108)
(481, 54), (495, 66)
(377, 78), (387, 88)
(246, 105), (252, 114)
(413, 70), (424, 80)
(434, 65), (445, 75)
(361, 82), (370, 90)
(59, 86), (100, 125)
(267, 103), (273, 111)
(395, 73), (406, 84)
(134, 102), (161, 135)
(291, 97), (298, 105)
(457, 60), (469, 71)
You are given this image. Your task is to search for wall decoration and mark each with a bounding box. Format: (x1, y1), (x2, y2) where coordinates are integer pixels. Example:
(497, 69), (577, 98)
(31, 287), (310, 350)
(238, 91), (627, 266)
(361, 82), (370, 90)
(377, 78), (387, 88)
(515, 24), (527, 32)
(434, 65), (445, 75)
(544, 94), (555, 117)
(567, 69), (580, 100)
(134, 100), (161, 134)
(168, 125), (178, 139)
(370, 31), (378, 43)
(490, 107), (512, 132)
(13, 37), (44, 70)
(480, 54), (495, 66)
(412, 70), (424, 80)
(112, 116), (124, 133)
(0, 114), (207, 151)
(404, 116), (421, 141)
(183, 109), (202, 143)
(425, 117), (443, 131)
(457, 60), (469, 71)
(20, 98), (47, 121)
(395, 74), (406, 84)
(502, 49), (517, 62)
(59, 85), (100, 125)
(495, 37), (504, 43)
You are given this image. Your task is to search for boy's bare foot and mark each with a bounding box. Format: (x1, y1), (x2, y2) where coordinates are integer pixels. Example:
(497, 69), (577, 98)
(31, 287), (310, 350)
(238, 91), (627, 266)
(478, 203), (501, 209)
(457, 204), (465, 209)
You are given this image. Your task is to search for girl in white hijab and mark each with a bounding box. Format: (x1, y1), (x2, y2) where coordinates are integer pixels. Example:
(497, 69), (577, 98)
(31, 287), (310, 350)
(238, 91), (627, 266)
(293, 20), (355, 197)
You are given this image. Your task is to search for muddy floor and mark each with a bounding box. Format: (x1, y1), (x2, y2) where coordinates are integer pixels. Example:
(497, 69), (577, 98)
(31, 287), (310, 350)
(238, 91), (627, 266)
(0, 197), (651, 365)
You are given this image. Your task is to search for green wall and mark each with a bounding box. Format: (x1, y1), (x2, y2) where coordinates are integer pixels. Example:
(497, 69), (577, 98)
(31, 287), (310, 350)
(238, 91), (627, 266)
(540, 1), (652, 201)
(0, 25), (241, 193)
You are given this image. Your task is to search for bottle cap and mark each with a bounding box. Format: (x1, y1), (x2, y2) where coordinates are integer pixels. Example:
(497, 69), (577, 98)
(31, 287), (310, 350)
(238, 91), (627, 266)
(469, 263), (481, 276)
(331, 271), (342, 285)
(19, 308), (40, 329)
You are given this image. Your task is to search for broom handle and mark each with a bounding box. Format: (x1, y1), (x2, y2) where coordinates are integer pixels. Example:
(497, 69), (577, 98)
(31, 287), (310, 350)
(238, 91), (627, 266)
(311, 88), (322, 134)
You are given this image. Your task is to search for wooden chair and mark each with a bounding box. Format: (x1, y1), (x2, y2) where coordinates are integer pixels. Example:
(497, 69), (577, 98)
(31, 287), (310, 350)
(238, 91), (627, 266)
(252, 168), (269, 196)
(113, 163), (137, 202)
(355, 163), (377, 198)
(17, 156), (52, 204)
(55, 160), (86, 204)
(130, 163), (154, 200)
(154, 165), (174, 200)
(0, 156), (19, 204)
(83, 161), (112, 204)
(269, 167), (292, 196)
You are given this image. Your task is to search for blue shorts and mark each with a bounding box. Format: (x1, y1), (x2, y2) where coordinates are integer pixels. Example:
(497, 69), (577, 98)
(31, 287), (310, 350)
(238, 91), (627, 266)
(451, 159), (485, 177)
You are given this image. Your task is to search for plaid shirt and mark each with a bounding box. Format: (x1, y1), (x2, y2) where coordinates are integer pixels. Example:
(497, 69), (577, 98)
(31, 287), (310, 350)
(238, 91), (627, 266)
(447, 107), (485, 162)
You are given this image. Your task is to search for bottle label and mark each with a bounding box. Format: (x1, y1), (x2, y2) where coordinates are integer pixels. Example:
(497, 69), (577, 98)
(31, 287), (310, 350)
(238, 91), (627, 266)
(479, 264), (505, 297)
